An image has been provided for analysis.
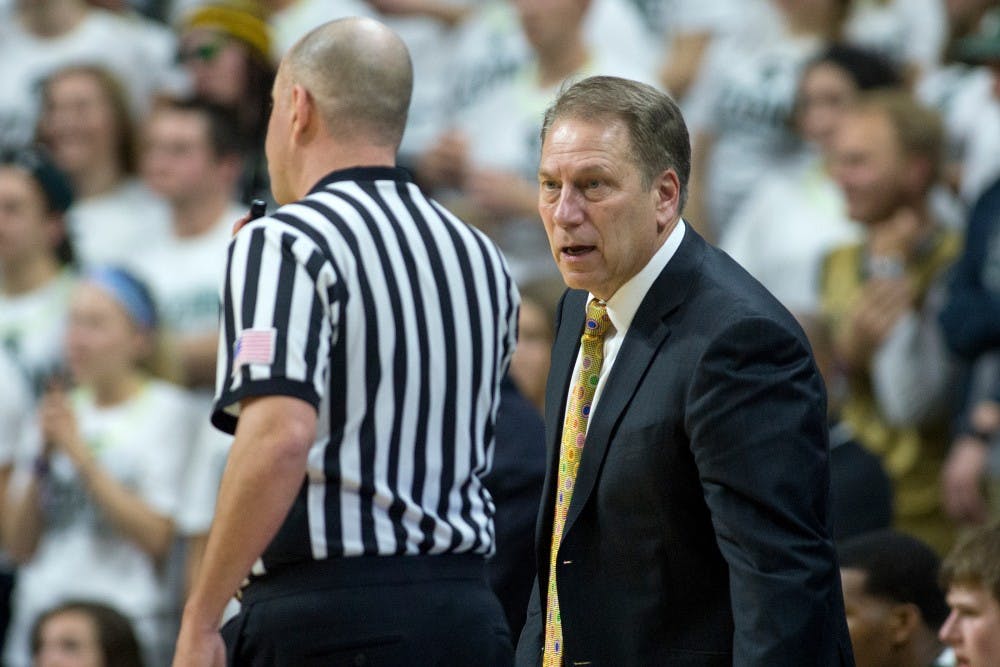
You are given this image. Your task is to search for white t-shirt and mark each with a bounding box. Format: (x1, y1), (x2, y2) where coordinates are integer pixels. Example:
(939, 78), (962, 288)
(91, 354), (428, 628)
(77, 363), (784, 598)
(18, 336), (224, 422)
(447, 0), (657, 122)
(845, 0), (946, 75)
(384, 12), (463, 160)
(0, 348), (32, 468)
(5, 379), (197, 667)
(671, 0), (773, 34)
(127, 204), (239, 337)
(686, 29), (820, 238)
(921, 66), (1000, 205)
(68, 178), (173, 270)
(176, 411), (232, 535)
(447, 2), (531, 122)
(0, 9), (186, 148)
(0, 269), (76, 398)
(633, 0), (774, 50)
(267, 0), (377, 62)
(0, 347), (30, 573)
(919, 63), (984, 162)
(451, 53), (655, 285)
(720, 154), (861, 316)
(125, 205), (240, 536)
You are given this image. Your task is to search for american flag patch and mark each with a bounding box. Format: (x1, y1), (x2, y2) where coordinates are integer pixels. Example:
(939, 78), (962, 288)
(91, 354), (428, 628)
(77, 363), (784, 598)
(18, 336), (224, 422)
(233, 328), (276, 371)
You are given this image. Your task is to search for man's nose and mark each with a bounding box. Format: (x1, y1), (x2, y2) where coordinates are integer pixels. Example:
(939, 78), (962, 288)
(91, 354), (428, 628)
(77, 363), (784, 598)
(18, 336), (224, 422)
(938, 609), (959, 644)
(553, 186), (585, 227)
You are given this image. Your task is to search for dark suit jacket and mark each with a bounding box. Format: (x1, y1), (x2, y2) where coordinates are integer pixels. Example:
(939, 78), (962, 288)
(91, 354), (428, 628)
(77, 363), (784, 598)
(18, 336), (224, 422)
(516, 228), (854, 666)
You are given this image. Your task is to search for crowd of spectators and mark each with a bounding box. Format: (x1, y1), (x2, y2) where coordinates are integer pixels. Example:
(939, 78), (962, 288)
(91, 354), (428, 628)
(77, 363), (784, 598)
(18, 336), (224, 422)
(3, 0), (1000, 665)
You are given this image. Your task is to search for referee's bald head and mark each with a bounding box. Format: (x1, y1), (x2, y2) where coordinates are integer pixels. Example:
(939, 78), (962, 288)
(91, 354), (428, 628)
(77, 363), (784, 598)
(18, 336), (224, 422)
(284, 17), (413, 150)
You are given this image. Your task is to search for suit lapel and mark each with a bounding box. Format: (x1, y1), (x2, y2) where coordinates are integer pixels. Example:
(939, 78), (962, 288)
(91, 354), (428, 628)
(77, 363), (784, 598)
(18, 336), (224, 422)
(563, 227), (708, 535)
(535, 290), (587, 568)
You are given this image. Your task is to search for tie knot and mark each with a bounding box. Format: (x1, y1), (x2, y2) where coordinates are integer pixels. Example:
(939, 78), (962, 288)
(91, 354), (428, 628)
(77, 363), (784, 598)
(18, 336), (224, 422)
(583, 298), (611, 338)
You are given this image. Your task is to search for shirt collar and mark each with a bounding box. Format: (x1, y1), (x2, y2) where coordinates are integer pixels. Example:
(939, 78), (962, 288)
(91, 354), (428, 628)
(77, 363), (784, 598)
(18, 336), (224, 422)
(308, 165), (413, 194)
(590, 219), (686, 334)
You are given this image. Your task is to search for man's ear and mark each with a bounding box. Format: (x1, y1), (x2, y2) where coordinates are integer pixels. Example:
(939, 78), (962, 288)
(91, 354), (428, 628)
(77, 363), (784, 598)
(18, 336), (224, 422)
(45, 212), (67, 250)
(290, 83), (314, 142)
(903, 154), (933, 198)
(888, 602), (922, 646)
(653, 168), (681, 232)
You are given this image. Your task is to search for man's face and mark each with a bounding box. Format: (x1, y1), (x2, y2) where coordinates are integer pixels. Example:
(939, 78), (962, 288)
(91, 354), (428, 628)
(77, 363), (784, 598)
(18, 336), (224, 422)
(65, 282), (148, 388)
(141, 109), (218, 203)
(795, 63), (858, 153)
(0, 167), (53, 265)
(34, 610), (103, 667)
(830, 109), (909, 226)
(537, 117), (676, 301)
(939, 583), (1000, 667)
(38, 71), (118, 177)
(179, 28), (249, 106)
(514, 0), (587, 55)
(840, 568), (901, 667)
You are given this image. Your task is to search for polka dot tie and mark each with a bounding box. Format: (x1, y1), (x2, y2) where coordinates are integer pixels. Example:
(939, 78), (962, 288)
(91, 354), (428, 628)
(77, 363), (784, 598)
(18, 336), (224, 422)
(543, 298), (611, 667)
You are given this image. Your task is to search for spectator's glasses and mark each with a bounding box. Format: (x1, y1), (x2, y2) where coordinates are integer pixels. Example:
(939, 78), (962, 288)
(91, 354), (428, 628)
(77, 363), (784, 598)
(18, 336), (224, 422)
(177, 38), (227, 64)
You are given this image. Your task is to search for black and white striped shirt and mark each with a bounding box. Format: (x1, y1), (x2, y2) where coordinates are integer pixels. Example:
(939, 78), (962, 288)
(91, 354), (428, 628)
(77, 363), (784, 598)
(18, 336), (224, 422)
(212, 166), (520, 575)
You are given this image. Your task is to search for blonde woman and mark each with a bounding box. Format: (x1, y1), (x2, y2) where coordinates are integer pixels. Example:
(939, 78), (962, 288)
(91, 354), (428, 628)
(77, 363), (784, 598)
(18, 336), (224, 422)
(36, 66), (171, 268)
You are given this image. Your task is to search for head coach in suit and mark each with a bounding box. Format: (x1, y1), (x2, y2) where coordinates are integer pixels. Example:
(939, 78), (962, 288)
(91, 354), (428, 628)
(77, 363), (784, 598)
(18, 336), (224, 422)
(516, 75), (855, 666)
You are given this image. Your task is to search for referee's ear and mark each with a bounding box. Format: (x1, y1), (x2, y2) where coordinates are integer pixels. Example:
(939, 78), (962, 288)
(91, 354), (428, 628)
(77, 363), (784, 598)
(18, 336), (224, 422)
(290, 83), (318, 142)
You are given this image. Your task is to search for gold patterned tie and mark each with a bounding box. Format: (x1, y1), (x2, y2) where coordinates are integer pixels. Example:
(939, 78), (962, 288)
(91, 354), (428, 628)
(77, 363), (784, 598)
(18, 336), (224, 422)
(543, 298), (612, 667)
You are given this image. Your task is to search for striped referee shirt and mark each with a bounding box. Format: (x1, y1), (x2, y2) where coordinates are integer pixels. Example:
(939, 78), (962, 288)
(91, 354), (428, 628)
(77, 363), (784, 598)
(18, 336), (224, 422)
(212, 166), (520, 575)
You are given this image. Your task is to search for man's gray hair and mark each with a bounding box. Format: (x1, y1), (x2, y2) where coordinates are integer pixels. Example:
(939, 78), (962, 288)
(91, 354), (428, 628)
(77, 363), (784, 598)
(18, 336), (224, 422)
(540, 75), (690, 209)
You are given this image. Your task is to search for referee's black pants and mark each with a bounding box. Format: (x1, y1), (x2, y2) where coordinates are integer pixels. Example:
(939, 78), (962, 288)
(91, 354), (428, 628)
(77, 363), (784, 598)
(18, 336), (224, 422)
(222, 554), (513, 666)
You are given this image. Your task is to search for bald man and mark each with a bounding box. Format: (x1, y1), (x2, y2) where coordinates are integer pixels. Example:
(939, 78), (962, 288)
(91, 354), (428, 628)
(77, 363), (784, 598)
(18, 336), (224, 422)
(173, 17), (519, 667)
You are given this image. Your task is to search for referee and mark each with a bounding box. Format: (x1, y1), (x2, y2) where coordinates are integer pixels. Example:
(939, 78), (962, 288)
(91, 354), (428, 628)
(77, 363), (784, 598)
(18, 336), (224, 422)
(173, 17), (520, 667)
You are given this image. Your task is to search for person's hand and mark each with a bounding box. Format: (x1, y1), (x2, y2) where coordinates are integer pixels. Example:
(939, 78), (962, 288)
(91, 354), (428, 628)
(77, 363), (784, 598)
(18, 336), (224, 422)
(863, 277), (915, 335)
(415, 130), (469, 191)
(172, 621), (225, 667)
(942, 435), (990, 525)
(231, 211), (254, 237)
(39, 382), (87, 467)
(836, 277), (914, 369)
(971, 400), (1000, 436)
(466, 168), (538, 219)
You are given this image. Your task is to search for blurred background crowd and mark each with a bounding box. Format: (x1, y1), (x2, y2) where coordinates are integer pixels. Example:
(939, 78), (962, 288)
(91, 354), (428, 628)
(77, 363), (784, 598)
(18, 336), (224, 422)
(3, 0), (1000, 665)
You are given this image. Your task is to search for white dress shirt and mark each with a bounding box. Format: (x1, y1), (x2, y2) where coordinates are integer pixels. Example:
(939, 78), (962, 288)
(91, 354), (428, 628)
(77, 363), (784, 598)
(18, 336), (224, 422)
(564, 220), (687, 432)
